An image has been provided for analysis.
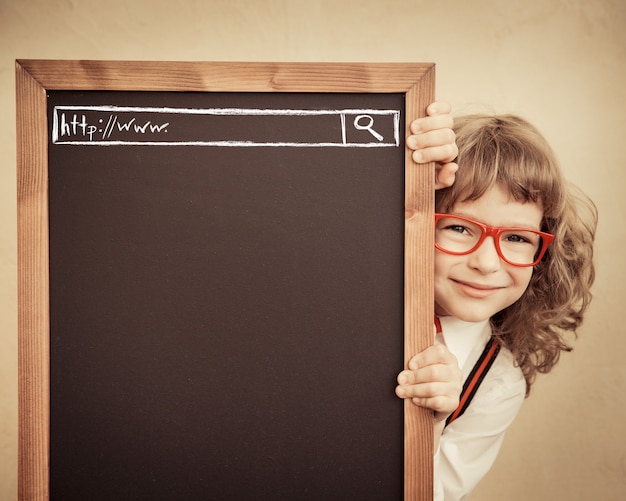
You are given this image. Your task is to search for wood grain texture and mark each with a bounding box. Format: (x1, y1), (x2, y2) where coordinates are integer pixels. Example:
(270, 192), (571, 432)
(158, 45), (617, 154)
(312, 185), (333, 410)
(16, 60), (435, 500)
(16, 59), (433, 93)
(16, 61), (51, 501)
(404, 64), (436, 501)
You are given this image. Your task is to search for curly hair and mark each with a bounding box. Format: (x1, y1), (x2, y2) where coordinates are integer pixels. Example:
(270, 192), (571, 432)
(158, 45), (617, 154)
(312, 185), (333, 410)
(435, 114), (597, 394)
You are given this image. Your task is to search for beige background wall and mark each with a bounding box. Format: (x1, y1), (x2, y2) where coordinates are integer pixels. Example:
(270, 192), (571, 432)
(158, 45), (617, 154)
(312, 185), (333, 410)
(1, 0), (625, 499)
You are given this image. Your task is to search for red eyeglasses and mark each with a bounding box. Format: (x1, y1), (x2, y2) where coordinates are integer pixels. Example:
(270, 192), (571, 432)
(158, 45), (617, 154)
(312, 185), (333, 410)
(435, 213), (554, 267)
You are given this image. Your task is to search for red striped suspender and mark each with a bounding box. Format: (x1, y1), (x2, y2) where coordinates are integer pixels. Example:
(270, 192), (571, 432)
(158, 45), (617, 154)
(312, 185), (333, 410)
(435, 319), (501, 427)
(434, 316), (442, 336)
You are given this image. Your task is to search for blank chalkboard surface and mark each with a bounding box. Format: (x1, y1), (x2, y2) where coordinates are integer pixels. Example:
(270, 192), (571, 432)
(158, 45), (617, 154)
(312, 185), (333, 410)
(17, 61), (435, 500)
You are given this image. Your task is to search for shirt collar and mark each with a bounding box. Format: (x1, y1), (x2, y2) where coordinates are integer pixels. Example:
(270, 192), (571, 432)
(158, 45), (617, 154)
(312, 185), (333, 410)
(437, 316), (491, 372)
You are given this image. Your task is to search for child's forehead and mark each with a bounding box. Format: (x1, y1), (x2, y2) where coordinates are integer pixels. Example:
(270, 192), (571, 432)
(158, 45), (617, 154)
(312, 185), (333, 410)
(449, 184), (545, 225)
(451, 176), (544, 207)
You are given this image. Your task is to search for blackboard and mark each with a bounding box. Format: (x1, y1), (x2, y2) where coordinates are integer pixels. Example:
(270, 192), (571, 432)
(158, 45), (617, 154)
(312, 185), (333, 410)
(17, 61), (435, 500)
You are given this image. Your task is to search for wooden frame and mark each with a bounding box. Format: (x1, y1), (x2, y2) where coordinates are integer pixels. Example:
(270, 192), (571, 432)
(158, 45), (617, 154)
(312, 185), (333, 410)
(16, 60), (434, 500)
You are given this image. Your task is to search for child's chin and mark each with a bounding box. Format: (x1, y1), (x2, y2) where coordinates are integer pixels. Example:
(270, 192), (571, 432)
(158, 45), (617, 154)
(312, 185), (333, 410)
(448, 308), (494, 323)
(460, 316), (489, 324)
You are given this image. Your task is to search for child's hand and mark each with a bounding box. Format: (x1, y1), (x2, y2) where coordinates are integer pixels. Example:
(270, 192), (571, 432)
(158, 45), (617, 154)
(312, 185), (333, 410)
(406, 102), (458, 189)
(395, 344), (463, 422)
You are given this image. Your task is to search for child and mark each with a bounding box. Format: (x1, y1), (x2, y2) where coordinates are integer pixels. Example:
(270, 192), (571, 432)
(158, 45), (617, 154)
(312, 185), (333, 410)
(401, 106), (597, 500)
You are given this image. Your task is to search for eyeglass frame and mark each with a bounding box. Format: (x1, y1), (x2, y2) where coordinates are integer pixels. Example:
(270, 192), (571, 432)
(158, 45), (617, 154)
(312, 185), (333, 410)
(434, 213), (555, 267)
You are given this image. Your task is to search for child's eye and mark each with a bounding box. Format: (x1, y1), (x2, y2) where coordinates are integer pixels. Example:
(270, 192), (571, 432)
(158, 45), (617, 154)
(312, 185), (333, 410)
(444, 224), (471, 235)
(448, 224), (467, 233)
(505, 234), (529, 243)
(502, 232), (538, 246)
(436, 217), (481, 241)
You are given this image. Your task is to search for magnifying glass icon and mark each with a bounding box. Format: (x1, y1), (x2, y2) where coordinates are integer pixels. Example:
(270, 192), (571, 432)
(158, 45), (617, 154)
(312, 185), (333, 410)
(354, 115), (384, 142)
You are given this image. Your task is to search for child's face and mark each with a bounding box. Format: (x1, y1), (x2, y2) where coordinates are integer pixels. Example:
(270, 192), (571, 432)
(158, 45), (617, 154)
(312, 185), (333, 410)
(434, 184), (543, 323)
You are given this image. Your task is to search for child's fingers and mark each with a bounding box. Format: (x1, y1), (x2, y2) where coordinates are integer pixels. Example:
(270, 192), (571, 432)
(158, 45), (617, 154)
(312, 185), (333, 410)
(411, 143), (458, 166)
(396, 381), (460, 415)
(435, 162), (459, 189)
(426, 101), (452, 117)
(411, 395), (459, 417)
(411, 394), (459, 415)
(410, 112), (454, 135)
(407, 104), (457, 177)
(407, 127), (456, 156)
(395, 380), (448, 399)
(396, 363), (458, 390)
(407, 344), (458, 371)
(395, 344), (462, 416)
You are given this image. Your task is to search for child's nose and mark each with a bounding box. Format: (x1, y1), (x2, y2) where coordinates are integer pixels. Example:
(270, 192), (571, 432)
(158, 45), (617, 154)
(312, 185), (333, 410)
(468, 236), (502, 273)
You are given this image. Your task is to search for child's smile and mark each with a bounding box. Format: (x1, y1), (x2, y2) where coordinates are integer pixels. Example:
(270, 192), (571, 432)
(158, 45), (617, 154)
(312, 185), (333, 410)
(434, 184), (543, 322)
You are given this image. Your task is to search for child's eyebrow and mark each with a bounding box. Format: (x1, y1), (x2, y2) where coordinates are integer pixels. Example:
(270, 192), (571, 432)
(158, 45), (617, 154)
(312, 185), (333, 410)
(448, 211), (542, 231)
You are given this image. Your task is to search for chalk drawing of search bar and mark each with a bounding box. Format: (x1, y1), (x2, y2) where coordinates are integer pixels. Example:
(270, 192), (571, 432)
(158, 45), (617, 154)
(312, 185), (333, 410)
(52, 106), (401, 147)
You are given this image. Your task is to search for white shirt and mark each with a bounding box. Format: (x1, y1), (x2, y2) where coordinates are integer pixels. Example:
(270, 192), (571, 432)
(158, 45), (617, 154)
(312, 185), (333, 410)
(433, 316), (526, 500)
